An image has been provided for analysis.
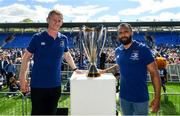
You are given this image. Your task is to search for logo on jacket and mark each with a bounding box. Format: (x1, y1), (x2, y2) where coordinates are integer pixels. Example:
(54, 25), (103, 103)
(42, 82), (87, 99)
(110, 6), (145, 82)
(116, 55), (119, 58)
(41, 42), (46, 45)
(130, 50), (139, 60)
(60, 41), (64, 47)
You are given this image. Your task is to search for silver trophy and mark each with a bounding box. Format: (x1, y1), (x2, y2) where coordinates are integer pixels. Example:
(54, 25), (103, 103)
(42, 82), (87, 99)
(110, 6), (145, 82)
(82, 25), (107, 77)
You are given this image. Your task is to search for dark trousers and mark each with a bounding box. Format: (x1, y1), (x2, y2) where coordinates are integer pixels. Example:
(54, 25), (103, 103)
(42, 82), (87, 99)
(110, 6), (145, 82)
(6, 72), (14, 87)
(31, 86), (61, 115)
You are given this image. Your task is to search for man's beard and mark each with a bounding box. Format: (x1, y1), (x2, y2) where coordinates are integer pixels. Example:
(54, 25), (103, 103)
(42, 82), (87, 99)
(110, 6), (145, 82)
(119, 35), (132, 45)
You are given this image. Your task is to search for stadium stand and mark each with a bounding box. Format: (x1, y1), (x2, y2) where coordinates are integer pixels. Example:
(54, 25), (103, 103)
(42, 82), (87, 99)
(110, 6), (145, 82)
(0, 31), (179, 48)
(0, 22), (179, 115)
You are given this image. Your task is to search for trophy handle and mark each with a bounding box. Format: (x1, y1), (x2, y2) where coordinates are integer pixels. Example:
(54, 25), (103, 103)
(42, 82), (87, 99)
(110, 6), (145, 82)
(82, 28), (91, 62)
(98, 27), (107, 57)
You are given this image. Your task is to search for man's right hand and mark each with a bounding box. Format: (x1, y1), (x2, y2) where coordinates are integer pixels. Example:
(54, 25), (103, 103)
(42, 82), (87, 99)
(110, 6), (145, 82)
(20, 80), (29, 93)
(99, 69), (106, 74)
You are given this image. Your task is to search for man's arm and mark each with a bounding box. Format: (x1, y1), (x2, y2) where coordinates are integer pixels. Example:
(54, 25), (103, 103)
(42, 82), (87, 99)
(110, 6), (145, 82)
(19, 50), (32, 93)
(99, 64), (119, 74)
(147, 61), (161, 113)
(63, 51), (78, 71)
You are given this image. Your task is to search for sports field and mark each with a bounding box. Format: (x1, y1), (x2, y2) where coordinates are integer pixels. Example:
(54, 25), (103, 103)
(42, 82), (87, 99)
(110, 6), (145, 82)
(0, 83), (180, 115)
(148, 83), (180, 115)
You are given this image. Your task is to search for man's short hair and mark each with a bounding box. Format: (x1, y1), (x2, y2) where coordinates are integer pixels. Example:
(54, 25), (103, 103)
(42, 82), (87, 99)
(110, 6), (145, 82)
(48, 10), (63, 19)
(118, 23), (132, 32)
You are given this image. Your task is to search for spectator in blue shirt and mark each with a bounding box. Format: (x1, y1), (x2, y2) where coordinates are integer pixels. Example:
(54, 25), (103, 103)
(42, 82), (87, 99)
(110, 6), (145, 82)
(19, 10), (81, 115)
(5, 60), (16, 87)
(101, 23), (161, 115)
(5, 60), (16, 74)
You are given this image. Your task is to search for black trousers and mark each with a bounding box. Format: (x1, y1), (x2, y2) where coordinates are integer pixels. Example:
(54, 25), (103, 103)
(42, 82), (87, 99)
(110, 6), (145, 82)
(31, 86), (61, 115)
(6, 72), (14, 87)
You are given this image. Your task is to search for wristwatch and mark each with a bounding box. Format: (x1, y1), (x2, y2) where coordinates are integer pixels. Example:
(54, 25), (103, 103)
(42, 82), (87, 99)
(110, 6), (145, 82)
(73, 68), (78, 71)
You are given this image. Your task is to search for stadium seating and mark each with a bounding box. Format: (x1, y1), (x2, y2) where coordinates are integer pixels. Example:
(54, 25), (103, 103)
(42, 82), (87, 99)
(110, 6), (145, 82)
(0, 31), (179, 48)
(133, 32), (180, 46)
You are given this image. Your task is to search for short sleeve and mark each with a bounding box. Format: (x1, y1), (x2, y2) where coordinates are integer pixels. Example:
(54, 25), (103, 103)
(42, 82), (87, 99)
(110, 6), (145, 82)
(64, 37), (69, 52)
(142, 46), (154, 65)
(27, 34), (37, 53)
(115, 48), (119, 64)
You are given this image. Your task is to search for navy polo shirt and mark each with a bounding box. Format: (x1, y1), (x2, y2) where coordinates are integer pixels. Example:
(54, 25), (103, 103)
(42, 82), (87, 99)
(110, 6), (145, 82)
(27, 31), (69, 88)
(115, 40), (154, 102)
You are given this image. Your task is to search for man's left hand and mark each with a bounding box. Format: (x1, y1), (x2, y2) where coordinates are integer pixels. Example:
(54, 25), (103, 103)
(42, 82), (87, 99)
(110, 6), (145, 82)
(150, 98), (160, 113)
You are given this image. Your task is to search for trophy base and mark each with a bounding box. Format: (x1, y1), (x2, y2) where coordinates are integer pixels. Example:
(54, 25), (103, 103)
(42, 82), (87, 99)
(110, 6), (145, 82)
(87, 73), (101, 78)
(87, 64), (101, 78)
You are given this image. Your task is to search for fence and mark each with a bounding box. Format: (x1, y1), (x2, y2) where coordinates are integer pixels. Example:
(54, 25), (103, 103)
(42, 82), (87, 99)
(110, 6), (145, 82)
(0, 91), (180, 115)
(0, 91), (70, 115)
(167, 64), (180, 82)
(0, 63), (179, 115)
(160, 93), (180, 115)
(13, 63), (180, 82)
(105, 63), (180, 82)
(0, 91), (25, 115)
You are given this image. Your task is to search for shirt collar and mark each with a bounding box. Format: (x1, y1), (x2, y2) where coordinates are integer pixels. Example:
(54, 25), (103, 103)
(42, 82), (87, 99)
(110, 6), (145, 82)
(121, 40), (136, 51)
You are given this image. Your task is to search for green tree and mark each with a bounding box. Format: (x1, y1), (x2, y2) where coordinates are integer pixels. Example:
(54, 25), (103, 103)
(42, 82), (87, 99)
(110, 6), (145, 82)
(21, 18), (33, 23)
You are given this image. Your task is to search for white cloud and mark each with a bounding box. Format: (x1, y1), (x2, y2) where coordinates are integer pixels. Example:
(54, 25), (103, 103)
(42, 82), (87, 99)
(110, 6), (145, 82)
(0, 3), (49, 22)
(0, 0), (4, 2)
(96, 15), (120, 22)
(118, 0), (180, 15)
(33, 5), (50, 22)
(139, 12), (180, 21)
(33, 0), (57, 3)
(150, 0), (180, 14)
(0, 3), (110, 22)
(54, 4), (109, 22)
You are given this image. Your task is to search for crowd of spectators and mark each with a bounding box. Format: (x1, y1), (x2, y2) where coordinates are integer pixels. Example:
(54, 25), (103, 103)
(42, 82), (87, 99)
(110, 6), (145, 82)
(0, 40), (179, 93)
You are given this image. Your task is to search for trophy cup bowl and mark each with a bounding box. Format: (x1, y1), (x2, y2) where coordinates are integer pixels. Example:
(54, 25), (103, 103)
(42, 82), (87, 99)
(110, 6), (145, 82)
(82, 25), (107, 77)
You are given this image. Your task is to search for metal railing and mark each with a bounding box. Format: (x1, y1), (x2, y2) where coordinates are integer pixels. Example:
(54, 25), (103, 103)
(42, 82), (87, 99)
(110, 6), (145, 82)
(13, 63), (180, 82)
(160, 93), (180, 115)
(0, 91), (70, 115)
(105, 63), (180, 82)
(167, 64), (180, 82)
(0, 63), (179, 115)
(0, 91), (180, 115)
(0, 91), (25, 115)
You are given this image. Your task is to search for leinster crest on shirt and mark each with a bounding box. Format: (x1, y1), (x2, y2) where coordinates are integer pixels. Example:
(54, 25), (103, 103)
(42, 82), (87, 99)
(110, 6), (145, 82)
(60, 40), (64, 47)
(130, 50), (139, 60)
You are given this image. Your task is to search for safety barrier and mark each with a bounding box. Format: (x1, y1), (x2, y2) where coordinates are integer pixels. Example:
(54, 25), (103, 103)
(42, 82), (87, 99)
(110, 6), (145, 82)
(0, 91), (180, 115)
(0, 91), (25, 115)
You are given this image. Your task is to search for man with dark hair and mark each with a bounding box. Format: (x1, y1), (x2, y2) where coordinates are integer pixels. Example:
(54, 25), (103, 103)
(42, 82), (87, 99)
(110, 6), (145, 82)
(101, 23), (161, 115)
(19, 9), (81, 115)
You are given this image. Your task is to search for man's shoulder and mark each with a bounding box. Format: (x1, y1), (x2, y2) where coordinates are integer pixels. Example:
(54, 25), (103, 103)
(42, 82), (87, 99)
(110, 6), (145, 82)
(133, 40), (150, 52)
(58, 32), (68, 39)
(31, 31), (47, 43)
(115, 45), (124, 52)
(33, 31), (46, 38)
(133, 40), (146, 48)
(31, 31), (44, 40)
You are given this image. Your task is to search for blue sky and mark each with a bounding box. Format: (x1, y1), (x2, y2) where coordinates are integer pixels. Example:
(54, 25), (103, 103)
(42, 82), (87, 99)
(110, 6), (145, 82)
(0, 0), (180, 22)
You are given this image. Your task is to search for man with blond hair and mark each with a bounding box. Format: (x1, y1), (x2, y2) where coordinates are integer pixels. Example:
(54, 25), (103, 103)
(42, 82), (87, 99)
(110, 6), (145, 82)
(19, 10), (80, 115)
